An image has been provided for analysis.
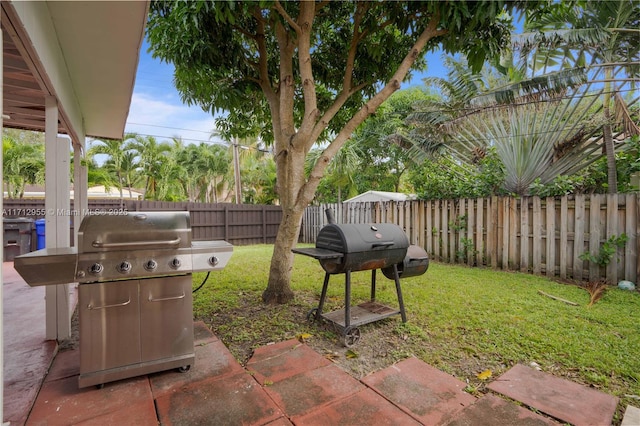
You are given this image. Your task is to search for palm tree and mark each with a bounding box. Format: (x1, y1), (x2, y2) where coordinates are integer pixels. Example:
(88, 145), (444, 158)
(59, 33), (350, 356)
(80, 151), (117, 192)
(89, 138), (129, 199)
(515, 0), (640, 193)
(307, 142), (362, 203)
(200, 144), (230, 203)
(120, 151), (141, 199)
(125, 133), (172, 200)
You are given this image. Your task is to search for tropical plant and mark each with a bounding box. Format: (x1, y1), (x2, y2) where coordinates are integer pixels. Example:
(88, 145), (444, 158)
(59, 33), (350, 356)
(515, 0), (640, 193)
(447, 92), (605, 195)
(408, 151), (505, 200)
(579, 234), (628, 269)
(351, 88), (438, 194)
(119, 151), (142, 198)
(307, 142), (362, 203)
(3, 134), (45, 198)
(192, 143), (231, 203)
(240, 150), (278, 204)
(88, 138), (130, 199)
(125, 133), (172, 200)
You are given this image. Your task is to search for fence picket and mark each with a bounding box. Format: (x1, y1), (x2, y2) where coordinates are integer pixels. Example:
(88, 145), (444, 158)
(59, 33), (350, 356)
(606, 194), (619, 284)
(520, 197), (530, 273)
(589, 195), (602, 281)
(532, 197), (542, 275)
(476, 198), (484, 267)
(573, 196), (586, 281)
(625, 194), (637, 283)
(546, 197), (556, 278)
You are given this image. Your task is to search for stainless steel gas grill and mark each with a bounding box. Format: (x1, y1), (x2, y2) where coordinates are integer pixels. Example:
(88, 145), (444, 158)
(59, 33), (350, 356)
(293, 210), (428, 346)
(14, 211), (232, 388)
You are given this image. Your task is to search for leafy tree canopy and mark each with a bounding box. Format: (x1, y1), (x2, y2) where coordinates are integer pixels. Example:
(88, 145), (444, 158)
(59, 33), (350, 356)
(147, 1), (518, 140)
(146, 0), (536, 303)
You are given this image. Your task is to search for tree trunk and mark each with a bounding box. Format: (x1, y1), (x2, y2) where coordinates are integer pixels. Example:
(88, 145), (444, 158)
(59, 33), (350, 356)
(259, 12), (446, 305)
(603, 117), (617, 194)
(261, 206), (304, 304)
(603, 66), (617, 194)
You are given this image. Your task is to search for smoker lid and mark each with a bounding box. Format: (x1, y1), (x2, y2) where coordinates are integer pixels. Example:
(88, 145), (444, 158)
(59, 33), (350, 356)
(316, 223), (409, 254)
(77, 211), (191, 252)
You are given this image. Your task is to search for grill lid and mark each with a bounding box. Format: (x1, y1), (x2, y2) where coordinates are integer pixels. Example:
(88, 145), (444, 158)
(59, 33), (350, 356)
(294, 222), (409, 274)
(316, 223), (409, 254)
(78, 212), (191, 253)
(15, 211), (233, 286)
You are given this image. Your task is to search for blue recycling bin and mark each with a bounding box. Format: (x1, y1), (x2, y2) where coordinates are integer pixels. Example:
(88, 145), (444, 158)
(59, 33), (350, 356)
(35, 219), (46, 249)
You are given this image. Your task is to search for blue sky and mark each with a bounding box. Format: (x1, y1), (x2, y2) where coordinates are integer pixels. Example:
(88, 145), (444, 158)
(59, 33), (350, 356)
(124, 41), (447, 146)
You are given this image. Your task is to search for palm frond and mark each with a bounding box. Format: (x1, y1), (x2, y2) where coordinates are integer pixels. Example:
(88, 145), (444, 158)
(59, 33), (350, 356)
(614, 92), (640, 137)
(515, 28), (611, 54)
(470, 67), (588, 106)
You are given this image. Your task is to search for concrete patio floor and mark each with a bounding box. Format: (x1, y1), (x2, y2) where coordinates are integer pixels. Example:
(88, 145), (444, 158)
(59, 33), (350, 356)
(3, 261), (636, 425)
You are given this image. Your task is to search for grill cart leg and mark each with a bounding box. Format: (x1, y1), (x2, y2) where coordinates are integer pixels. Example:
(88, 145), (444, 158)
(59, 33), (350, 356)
(392, 264), (407, 322)
(344, 270), (351, 329)
(308, 272), (331, 322)
(370, 269), (376, 302)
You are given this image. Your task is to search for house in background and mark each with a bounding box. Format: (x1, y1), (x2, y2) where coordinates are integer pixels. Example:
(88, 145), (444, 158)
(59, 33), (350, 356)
(5, 185), (145, 199)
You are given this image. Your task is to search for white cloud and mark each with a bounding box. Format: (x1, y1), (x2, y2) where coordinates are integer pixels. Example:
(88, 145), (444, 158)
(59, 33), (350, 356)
(125, 93), (220, 145)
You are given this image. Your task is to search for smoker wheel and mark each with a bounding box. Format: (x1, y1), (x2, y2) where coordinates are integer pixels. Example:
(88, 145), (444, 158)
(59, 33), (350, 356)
(178, 365), (191, 373)
(306, 308), (319, 323)
(343, 327), (361, 347)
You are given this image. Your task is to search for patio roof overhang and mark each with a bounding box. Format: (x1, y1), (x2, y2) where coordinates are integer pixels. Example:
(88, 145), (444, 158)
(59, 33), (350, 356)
(2, 0), (149, 144)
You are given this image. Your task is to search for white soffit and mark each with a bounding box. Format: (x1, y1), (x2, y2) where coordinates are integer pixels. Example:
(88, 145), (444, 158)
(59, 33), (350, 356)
(47, 1), (148, 140)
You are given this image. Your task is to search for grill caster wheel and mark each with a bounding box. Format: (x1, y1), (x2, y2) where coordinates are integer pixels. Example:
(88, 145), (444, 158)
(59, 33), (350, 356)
(306, 308), (319, 323)
(178, 365), (191, 373)
(343, 327), (361, 347)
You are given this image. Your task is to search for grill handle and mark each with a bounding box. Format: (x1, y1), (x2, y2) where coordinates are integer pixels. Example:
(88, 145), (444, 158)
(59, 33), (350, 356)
(410, 256), (429, 261)
(91, 238), (181, 249)
(372, 242), (395, 248)
(148, 291), (186, 302)
(87, 298), (131, 310)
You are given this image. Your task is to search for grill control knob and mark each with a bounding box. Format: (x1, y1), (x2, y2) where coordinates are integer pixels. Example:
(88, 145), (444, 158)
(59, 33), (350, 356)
(89, 263), (103, 275)
(117, 261), (132, 274)
(144, 259), (158, 271)
(170, 258), (181, 269)
(208, 256), (219, 266)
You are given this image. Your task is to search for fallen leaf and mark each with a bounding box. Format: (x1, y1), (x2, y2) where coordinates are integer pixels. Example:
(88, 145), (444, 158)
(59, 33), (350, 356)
(297, 333), (313, 342)
(346, 349), (359, 359)
(324, 353), (339, 361)
(264, 380), (273, 386)
(476, 369), (492, 380)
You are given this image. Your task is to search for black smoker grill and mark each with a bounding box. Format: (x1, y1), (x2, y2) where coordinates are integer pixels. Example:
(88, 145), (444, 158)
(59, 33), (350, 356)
(14, 211), (233, 388)
(293, 210), (428, 346)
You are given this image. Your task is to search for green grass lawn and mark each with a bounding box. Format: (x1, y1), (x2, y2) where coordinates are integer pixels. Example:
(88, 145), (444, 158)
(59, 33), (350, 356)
(193, 244), (640, 421)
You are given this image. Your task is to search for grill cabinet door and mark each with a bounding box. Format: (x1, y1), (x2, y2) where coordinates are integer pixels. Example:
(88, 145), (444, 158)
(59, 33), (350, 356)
(139, 275), (194, 362)
(79, 281), (141, 373)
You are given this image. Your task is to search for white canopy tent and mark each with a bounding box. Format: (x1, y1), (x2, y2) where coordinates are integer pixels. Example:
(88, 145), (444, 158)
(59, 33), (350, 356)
(343, 190), (417, 203)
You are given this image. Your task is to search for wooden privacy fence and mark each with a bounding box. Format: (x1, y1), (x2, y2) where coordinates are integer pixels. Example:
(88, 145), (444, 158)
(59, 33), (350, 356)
(301, 194), (639, 285)
(2, 199), (283, 246)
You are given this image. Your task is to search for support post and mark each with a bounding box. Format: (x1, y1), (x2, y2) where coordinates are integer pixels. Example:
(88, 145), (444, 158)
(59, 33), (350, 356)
(44, 96), (71, 340)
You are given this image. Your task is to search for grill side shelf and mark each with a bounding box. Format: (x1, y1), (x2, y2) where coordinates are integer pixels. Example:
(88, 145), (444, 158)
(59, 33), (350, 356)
(292, 247), (343, 260)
